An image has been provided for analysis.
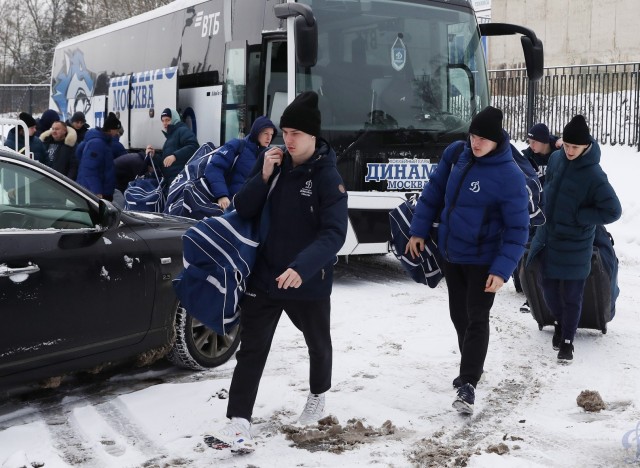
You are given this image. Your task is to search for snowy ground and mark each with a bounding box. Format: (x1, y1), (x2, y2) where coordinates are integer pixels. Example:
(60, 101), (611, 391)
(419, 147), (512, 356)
(1, 144), (639, 467)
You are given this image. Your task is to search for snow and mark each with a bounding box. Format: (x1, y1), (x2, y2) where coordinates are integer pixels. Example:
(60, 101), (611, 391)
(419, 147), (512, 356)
(1, 144), (640, 467)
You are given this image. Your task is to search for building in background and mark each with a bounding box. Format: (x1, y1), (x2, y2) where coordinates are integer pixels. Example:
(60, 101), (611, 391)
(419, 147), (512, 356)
(487, 0), (640, 68)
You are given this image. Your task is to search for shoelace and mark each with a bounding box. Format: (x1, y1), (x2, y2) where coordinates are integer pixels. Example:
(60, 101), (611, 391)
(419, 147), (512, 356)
(303, 395), (323, 415)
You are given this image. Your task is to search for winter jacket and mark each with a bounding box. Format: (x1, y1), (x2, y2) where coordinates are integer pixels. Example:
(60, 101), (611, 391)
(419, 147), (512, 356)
(66, 121), (90, 143)
(40, 128), (78, 180)
(76, 128), (117, 197)
(204, 116), (277, 199)
(4, 128), (46, 162)
(410, 132), (530, 281)
(234, 138), (348, 300)
(151, 121), (199, 186)
(527, 139), (621, 280)
(522, 134), (559, 184)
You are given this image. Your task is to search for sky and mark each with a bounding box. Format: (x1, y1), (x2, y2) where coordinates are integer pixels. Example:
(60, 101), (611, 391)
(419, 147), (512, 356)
(0, 142), (639, 467)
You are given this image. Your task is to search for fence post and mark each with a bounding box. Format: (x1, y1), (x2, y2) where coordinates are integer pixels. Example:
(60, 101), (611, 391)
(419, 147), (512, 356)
(28, 85), (33, 114)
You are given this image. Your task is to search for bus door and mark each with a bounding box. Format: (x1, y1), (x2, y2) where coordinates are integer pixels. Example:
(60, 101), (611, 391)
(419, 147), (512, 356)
(222, 41), (248, 143)
(109, 67), (178, 150)
(178, 82), (223, 147)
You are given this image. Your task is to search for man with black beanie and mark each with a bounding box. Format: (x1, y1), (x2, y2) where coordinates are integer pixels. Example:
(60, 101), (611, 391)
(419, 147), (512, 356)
(527, 115), (621, 363)
(407, 105), (530, 415)
(208, 92), (348, 453)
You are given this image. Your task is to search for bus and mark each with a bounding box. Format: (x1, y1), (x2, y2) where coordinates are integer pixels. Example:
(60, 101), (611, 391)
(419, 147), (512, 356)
(49, 0), (543, 256)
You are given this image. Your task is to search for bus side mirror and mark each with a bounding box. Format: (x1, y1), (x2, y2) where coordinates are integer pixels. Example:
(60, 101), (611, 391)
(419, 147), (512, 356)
(274, 3), (318, 68)
(479, 23), (544, 82)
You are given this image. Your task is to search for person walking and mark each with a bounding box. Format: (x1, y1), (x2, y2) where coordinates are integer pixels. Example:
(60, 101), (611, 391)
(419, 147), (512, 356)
(209, 92), (348, 453)
(204, 116), (277, 210)
(526, 115), (621, 363)
(145, 108), (199, 188)
(406, 106), (530, 415)
(76, 112), (122, 201)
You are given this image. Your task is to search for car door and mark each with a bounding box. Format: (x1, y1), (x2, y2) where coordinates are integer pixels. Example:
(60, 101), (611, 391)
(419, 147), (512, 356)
(0, 157), (155, 376)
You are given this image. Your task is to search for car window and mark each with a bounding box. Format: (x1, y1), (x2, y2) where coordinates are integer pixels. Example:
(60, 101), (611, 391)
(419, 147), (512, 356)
(0, 161), (95, 230)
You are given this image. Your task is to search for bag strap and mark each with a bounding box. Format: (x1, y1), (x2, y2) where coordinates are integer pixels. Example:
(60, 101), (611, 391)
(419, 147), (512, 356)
(147, 153), (162, 185)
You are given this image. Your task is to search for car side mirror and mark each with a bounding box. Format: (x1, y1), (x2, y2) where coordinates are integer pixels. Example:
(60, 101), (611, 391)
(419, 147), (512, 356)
(98, 199), (121, 231)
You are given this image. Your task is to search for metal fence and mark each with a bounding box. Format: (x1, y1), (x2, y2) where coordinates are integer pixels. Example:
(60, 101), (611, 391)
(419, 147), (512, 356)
(0, 84), (51, 116)
(489, 62), (640, 149)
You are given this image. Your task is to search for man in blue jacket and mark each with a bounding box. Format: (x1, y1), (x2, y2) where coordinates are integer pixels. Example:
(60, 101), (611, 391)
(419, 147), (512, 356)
(527, 115), (621, 363)
(209, 92), (348, 453)
(4, 112), (46, 161)
(76, 112), (122, 201)
(406, 106), (530, 415)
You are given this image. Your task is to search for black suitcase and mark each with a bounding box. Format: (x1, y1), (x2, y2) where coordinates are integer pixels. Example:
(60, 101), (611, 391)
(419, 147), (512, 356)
(518, 245), (614, 334)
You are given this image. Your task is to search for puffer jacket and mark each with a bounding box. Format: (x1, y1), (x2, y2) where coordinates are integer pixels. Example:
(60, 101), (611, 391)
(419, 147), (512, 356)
(204, 116), (277, 199)
(527, 139), (621, 280)
(4, 127), (47, 162)
(76, 128), (116, 197)
(40, 128), (78, 180)
(152, 121), (199, 186)
(410, 132), (530, 281)
(234, 138), (348, 300)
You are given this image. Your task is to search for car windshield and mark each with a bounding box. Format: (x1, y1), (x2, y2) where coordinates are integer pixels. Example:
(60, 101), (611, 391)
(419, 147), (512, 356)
(297, 0), (488, 134)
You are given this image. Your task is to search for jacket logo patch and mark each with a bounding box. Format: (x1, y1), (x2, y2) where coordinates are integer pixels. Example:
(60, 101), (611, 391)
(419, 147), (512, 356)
(300, 180), (312, 197)
(469, 181), (480, 193)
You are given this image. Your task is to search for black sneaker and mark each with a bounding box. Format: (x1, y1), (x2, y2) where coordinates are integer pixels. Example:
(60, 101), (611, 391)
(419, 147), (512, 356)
(519, 301), (530, 313)
(552, 322), (562, 351)
(452, 376), (463, 389)
(557, 340), (574, 363)
(452, 383), (475, 414)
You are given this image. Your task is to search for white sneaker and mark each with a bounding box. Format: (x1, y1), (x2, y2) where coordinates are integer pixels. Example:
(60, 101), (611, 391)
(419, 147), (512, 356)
(298, 392), (325, 425)
(207, 417), (254, 453)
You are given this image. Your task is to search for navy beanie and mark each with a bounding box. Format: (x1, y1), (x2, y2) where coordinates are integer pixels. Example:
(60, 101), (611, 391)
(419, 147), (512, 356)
(563, 115), (591, 145)
(469, 106), (503, 143)
(249, 116), (277, 143)
(160, 108), (172, 119)
(527, 123), (550, 144)
(279, 91), (321, 137)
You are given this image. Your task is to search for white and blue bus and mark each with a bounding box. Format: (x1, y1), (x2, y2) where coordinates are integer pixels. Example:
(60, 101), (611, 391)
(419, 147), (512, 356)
(50, 0), (542, 256)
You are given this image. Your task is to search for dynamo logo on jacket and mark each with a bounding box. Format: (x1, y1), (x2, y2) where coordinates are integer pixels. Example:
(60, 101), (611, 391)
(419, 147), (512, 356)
(469, 181), (480, 193)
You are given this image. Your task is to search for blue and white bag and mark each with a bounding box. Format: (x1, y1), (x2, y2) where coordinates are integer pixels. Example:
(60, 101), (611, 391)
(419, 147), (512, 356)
(124, 157), (165, 212)
(173, 209), (258, 335)
(389, 195), (443, 288)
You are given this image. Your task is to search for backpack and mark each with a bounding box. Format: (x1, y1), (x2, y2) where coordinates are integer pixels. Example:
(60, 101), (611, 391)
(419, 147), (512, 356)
(510, 144), (545, 227)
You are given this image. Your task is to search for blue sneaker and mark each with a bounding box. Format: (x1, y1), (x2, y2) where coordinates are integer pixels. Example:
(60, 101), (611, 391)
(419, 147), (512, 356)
(452, 383), (475, 415)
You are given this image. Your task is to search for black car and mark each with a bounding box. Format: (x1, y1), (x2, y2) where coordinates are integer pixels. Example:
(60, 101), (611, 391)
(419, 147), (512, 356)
(0, 147), (240, 388)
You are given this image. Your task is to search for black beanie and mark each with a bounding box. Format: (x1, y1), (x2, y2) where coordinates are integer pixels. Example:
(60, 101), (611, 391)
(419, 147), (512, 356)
(19, 112), (37, 128)
(469, 106), (503, 143)
(160, 108), (172, 119)
(71, 111), (86, 123)
(563, 115), (591, 145)
(103, 112), (122, 131)
(279, 91), (321, 137)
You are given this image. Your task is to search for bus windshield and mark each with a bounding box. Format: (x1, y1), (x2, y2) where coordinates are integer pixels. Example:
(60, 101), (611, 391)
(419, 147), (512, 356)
(296, 0), (488, 136)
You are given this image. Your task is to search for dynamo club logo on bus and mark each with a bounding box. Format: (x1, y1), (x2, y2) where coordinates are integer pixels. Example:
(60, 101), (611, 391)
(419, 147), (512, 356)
(365, 159), (437, 190)
(52, 49), (95, 121)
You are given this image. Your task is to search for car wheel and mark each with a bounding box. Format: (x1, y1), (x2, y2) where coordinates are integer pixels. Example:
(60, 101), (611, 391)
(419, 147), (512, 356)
(167, 304), (241, 370)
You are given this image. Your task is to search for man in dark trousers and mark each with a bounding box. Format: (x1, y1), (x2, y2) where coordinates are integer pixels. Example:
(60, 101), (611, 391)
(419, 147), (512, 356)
(527, 115), (621, 363)
(209, 92), (348, 453)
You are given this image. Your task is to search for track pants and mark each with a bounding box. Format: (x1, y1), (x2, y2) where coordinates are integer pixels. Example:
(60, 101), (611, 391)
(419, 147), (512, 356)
(442, 261), (496, 388)
(226, 290), (332, 421)
(540, 277), (586, 342)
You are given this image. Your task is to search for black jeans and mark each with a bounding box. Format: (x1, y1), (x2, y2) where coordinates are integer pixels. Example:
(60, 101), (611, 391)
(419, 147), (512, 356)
(442, 261), (496, 388)
(226, 290), (332, 421)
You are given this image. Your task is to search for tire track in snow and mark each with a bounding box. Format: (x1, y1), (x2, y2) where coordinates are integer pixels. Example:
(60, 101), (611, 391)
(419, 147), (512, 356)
(44, 407), (102, 467)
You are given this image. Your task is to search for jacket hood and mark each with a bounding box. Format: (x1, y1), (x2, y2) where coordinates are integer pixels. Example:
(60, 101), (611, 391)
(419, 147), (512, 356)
(85, 127), (112, 143)
(467, 130), (514, 165)
(163, 120), (187, 137)
(248, 116), (277, 144)
(38, 109), (60, 132)
(40, 126), (77, 147)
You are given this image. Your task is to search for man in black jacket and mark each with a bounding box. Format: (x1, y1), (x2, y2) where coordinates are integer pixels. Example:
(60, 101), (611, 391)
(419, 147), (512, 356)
(209, 92), (348, 453)
(41, 121), (78, 180)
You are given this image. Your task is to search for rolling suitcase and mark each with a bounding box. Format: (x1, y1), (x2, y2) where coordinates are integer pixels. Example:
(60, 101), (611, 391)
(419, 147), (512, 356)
(518, 226), (618, 334)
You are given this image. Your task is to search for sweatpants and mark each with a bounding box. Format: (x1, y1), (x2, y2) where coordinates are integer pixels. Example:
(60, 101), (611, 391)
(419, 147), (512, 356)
(226, 290), (332, 421)
(540, 277), (587, 342)
(442, 261), (496, 388)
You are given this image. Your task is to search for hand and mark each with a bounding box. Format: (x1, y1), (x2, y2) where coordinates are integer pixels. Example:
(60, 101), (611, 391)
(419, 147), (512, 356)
(218, 196), (231, 210)
(405, 236), (425, 259)
(555, 138), (563, 148)
(163, 155), (176, 167)
(276, 268), (302, 289)
(484, 274), (504, 293)
(262, 147), (284, 183)
(146, 145), (155, 156)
